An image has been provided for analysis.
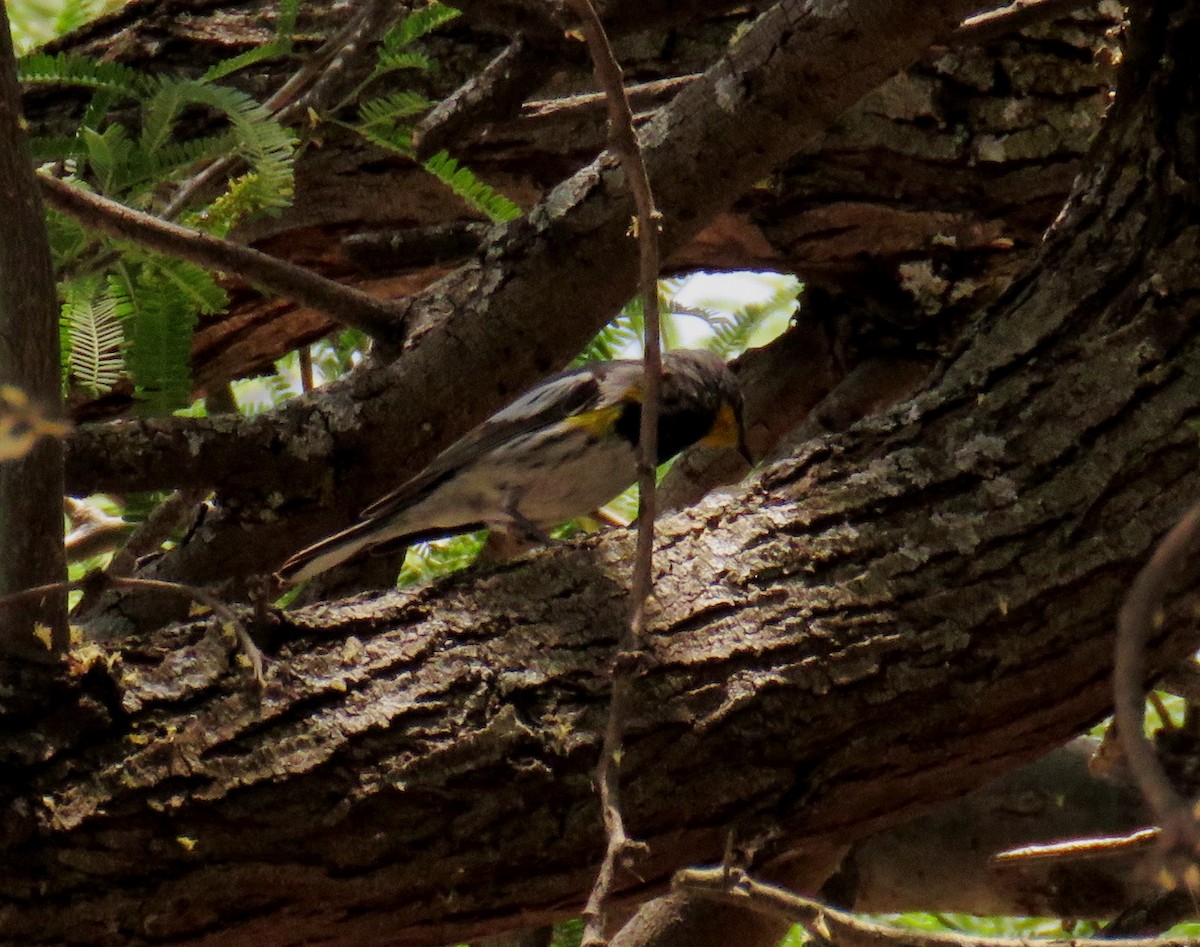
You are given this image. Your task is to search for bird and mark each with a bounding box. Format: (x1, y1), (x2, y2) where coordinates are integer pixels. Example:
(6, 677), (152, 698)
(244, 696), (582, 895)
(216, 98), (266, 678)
(276, 349), (748, 585)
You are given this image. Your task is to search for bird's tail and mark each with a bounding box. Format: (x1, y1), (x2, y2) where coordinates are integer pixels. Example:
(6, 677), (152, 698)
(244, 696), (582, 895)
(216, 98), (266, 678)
(275, 517), (392, 585)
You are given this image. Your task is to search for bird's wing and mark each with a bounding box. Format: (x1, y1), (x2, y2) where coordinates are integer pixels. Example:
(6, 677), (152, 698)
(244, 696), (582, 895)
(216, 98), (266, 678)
(358, 364), (623, 522)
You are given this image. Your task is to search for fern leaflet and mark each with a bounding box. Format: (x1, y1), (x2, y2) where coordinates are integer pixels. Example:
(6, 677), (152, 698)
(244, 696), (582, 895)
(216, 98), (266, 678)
(61, 284), (126, 393)
(423, 150), (521, 223)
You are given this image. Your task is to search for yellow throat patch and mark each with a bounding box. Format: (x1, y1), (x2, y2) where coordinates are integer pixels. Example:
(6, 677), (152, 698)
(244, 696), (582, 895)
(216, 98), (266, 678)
(700, 400), (740, 449)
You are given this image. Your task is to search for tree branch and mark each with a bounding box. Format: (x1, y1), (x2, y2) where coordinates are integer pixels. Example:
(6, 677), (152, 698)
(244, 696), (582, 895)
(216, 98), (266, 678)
(38, 175), (409, 341)
(674, 867), (1196, 947)
(1113, 498), (1200, 854)
(66, 0), (987, 621)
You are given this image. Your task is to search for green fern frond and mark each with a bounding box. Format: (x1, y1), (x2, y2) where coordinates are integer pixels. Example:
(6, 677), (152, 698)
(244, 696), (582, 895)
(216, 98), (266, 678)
(197, 169), (289, 236)
(148, 257), (229, 314)
(314, 328), (368, 380)
(203, 0), (299, 80)
(359, 91), (433, 127)
(577, 308), (641, 363)
(27, 135), (82, 162)
(150, 130), (243, 178)
(422, 150), (521, 223)
(360, 2), (454, 86)
(706, 281), (799, 357)
(61, 285), (126, 393)
(137, 77), (296, 222)
(371, 49), (433, 78)
(17, 52), (139, 95)
(202, 41), (292, 83)
(384, 2), (460, 50)
(81, 124), (142, 192)
(116, 261), (205, 415)
(46, 210), (90, 267)
(354, 121), (415, 156)
(53, 0), (104, 39)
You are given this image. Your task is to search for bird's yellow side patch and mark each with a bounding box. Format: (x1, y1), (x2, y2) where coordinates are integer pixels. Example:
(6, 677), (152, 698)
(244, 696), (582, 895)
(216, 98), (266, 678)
(700, 401), (740, 448)
(563, 403), (623, 437)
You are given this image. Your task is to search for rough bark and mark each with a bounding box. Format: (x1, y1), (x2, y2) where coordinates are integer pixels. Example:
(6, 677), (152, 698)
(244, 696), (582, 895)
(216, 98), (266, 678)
(21, 0), (1118, 632)
(9, 1), (1200, 946)
(33, 1), (1119, 403)
(613, 738), (1163, 947)
(4, 3), (1200, 932)
(826, 739), (1159, 918)
(0, 0), (67, 648)
(60, 0), (987, 634)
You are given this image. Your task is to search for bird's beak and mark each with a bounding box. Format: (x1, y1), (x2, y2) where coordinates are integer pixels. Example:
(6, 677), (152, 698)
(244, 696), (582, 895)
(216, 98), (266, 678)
(737, 432), (753, 466)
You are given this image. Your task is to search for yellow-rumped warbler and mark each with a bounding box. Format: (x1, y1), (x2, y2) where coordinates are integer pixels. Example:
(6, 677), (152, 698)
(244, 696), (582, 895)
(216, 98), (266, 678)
(277, 349), (748, 584)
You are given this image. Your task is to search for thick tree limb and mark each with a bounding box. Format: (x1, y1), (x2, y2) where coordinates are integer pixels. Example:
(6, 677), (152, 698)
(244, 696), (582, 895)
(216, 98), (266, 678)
(9, 7), (1200, 944)
(66, 0), (987, 617)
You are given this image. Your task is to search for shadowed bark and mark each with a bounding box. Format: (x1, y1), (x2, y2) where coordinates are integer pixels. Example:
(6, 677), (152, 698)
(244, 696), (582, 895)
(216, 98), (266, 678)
(6, 18), (1200, 928)
(8, 1), (1200, 946)
(57, 0), (987, 633)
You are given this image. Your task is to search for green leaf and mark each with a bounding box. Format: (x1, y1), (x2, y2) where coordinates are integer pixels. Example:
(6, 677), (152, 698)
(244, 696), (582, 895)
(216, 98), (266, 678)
(422, 150), (521, 223)
(370, 49), (434, 79)
(358, 91), (433, 127)
(137, 77), (297, 226)
(353, 121), (415, 157)
(116, 258), (225, 414)
(17, 52), (139, 95)
(383, 2), (460, 50)
(202, 41), (292, 83)
(61, 282), (126, 394)
(81, 124), (138, 192)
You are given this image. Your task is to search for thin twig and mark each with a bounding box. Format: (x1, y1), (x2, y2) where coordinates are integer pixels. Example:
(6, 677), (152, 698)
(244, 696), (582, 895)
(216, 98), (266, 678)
(563, 1), (662, 944)
(299, 346), (315, 393)
(1113, 498), (1200, 854)
(106, 489), (210, 580)
(521, 74), (702, 121)
(1149, 689), (1178, 732)
(73, 488), (209, 616)
(0, 575), (264, 684)
(674, 866), (1200, 947)
(572, 13), (659, 947)
(952, 0), (1091, 48)
(39, 174), (407, 341)
(992, 827), (1160, 864)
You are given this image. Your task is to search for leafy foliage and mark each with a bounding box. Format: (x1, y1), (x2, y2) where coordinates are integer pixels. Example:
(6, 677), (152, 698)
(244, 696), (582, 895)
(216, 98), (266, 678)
(59, 281), (126, 394)
(7, 0), (120, 52)
(201, 0), (298, 83)
(421, 151), (522, 223)
(397, 532), (488, 588)
(21, 38), (296, 413)
(17, 51), (138, 92)
(114, 258), (227, 415)
(384, 1), (461, 50)
(344, 2), (521, 223)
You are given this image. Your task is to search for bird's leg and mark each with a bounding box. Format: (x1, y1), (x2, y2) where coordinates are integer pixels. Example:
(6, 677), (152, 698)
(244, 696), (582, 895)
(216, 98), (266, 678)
(502, 493), (554, 545)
